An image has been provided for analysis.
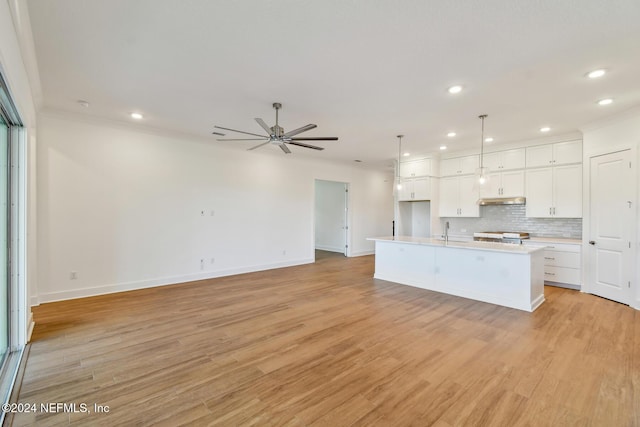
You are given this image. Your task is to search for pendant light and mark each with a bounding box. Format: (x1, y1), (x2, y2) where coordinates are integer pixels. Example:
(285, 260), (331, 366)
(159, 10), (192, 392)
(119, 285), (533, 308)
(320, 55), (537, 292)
(476, 114), (489, 186)
(396, 135), (404, 191)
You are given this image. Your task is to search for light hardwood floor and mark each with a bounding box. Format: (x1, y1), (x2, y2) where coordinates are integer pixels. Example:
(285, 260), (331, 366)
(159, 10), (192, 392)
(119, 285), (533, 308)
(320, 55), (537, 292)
(10, 251), (640, 426)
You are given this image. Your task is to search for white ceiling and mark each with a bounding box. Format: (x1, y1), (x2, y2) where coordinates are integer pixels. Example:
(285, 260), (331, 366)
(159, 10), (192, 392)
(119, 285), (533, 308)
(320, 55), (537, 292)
(25, 0), (640, 167)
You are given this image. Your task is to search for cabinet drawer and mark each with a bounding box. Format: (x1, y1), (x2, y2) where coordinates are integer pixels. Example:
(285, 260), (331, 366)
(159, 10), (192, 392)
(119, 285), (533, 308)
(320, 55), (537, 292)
(541, 242), (581, 253)
(544, 266), (580, 285)
(543, 250), (580, 268)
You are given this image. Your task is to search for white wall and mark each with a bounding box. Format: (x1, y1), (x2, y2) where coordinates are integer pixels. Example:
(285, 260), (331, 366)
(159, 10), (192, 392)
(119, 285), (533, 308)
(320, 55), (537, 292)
(314, 180), (346, 253)
(35, 112), (393, 303)
(581, 108), (640, 309)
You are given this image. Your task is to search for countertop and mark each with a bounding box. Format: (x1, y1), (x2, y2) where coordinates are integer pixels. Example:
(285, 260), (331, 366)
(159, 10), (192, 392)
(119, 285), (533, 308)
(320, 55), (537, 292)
(367, 236), (545, 255)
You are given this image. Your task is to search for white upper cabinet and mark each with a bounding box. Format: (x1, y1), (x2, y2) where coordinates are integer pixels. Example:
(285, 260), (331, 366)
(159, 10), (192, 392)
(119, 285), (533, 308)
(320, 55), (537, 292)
(480, 170), (525, 199)
(525, 164), (582, 218)
(439, 175), (479, 217)
(526, 140), (582, 168)
(398, 177), (431, 201)
(399, 158), (432, 178)
(440, 155), (479, 176)
(482, 148), (526, 171)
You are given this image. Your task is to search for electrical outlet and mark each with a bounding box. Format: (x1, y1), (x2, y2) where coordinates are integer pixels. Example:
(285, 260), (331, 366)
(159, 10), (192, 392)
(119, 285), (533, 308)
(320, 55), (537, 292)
(210, 210), (215, 216)
(200, 259), (204, 270)
(210, 257), (215, 264)
(282, 250), (286, 256)
(200, 210), (205, 216)
(70, 271), (78, 280)
(461, 228), (467, 233)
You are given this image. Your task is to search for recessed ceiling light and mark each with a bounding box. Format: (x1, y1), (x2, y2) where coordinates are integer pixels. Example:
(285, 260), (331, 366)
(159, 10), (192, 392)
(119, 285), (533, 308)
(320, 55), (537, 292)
(587, 69), (606, 79)
(439, 145), (447, 150)
(354, 159), (363, 163)
(447, 132), (456, 137)
(77, 100), (90, 108)
(447, 85), (463, 94)
(484, 137), (494, 143)
(597, 98), (613, 106)
(130, 112), (143, 120)
(540, 126), (551, 133)
(403, 152), (410, 157)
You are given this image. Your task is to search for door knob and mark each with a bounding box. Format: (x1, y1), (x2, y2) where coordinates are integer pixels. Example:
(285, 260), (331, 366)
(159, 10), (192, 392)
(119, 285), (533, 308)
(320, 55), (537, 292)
(589, 240), (596, 245)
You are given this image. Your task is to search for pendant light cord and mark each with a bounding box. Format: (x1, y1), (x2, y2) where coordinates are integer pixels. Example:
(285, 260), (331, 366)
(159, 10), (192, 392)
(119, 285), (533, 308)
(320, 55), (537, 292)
(479, 114), (487, 169)
(397, 135), (403, 180)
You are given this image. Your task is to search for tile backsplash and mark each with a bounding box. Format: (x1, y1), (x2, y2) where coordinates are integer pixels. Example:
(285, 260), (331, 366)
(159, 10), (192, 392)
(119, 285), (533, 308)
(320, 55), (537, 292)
(443, 205), (582, 238)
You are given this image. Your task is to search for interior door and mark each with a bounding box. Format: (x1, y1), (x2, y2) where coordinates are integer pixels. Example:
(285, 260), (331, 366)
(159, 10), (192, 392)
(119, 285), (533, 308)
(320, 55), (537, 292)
(588, 150), (634, 304)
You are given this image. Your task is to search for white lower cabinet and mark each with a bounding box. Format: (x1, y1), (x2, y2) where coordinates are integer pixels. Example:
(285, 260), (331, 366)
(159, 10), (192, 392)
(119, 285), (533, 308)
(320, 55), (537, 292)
(439, 175), (479, 217)
(398, 177), (431, 201)
(523, 241), (581, 289)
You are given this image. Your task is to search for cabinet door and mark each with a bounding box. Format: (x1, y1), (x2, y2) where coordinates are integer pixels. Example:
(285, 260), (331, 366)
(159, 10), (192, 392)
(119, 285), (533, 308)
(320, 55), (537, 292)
(412, 159), (432, 176)
(412, 177), (431, 200)
(458, 175), (480, 217)
(482, 152), (502, 171)
(501, 148), (526, 170)
(400, 159), (431, 178)
(553, 164), (582, 218)
(397, 179), (413, 201)
(479, 173), (501, 198)
(526, 144), (553, 168)
(525, 168), (553, 217)
(439, 177), (459, 216)
(440, 158), (460, 177)
(553, 141), (582, 165)
(460, 155), (479, 175)
(500, 170), (525, 197)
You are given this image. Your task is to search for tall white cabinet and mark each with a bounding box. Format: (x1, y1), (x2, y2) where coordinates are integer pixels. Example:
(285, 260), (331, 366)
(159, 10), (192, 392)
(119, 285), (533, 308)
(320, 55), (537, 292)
(525, 141), (582, 218)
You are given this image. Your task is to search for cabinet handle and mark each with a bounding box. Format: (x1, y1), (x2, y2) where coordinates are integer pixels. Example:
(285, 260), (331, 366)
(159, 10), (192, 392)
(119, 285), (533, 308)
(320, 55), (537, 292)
(544, 257), (555, 260)
(545, 272), (556, 276)
(549, 207), (552, 215)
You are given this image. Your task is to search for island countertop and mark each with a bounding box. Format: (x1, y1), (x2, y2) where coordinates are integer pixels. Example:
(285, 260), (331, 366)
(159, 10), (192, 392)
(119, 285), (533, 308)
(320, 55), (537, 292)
(367, 236), (545, 255)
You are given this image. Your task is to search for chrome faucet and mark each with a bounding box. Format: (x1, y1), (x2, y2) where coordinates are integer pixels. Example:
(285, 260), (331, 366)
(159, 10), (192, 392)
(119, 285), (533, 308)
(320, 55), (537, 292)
(443, 221), (450, 243)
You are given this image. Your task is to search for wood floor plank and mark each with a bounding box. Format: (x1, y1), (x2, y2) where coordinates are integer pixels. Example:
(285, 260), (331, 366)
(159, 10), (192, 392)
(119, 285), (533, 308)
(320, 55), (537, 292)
(12, 250), (640, 426)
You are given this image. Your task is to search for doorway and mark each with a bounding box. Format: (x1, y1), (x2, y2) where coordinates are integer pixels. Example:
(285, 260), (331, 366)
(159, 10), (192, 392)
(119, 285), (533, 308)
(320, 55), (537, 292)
(587, 149), (636, 305)
(314, 180), (348, 256)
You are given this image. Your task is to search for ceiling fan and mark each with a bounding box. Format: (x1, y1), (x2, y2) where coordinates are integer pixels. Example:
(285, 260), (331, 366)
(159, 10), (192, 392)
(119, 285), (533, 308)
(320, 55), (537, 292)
(213, 102), (338, 154)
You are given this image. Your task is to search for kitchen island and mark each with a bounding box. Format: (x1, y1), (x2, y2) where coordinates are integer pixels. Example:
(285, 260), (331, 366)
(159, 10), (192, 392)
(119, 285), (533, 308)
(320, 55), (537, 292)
(367, 236), (545, 312)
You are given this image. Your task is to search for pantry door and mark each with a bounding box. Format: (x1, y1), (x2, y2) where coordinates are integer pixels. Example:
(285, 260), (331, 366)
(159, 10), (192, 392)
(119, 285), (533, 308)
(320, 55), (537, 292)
(588, 150), (635, 304)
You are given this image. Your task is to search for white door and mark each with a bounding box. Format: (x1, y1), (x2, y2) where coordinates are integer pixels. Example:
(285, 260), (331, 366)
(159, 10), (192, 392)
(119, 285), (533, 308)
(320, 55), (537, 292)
(588, 150), (634, 304)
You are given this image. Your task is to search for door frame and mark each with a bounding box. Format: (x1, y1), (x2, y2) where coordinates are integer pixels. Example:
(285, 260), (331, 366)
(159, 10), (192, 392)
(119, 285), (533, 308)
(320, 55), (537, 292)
(582, 144), (637, 308)
(313, 179), (350, 258)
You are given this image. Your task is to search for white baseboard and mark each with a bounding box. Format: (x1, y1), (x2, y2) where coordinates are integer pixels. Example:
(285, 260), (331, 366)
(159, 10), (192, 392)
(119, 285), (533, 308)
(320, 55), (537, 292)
(315, 245), (344, 253)
(36, 258), (314, 304)
(349, 250), (374, 257)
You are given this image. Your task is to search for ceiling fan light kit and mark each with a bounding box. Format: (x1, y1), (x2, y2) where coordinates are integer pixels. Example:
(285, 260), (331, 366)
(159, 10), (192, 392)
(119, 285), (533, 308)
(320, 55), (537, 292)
(214, 102), (338, 154)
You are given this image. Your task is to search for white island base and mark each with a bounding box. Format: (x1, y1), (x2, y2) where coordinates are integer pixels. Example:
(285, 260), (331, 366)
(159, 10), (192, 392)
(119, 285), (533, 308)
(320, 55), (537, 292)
(369, 237), (545, 312)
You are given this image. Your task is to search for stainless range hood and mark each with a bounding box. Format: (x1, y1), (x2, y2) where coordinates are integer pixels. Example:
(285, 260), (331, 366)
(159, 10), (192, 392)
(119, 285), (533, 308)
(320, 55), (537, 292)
(477, 197), (526, 206)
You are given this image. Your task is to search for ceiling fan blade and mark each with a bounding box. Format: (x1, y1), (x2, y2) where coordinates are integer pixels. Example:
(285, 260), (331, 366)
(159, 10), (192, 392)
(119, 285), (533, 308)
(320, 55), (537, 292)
(217, 138), (268, 141)
(283, 124), (317, 138)
(280, 144), (292, 154)
(254, 118), (272, 135)
(214, 125), (267, 138)
(291, 137), (338, 141)
(248, 141), (270, 151)
(287, 141), (324, 150)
